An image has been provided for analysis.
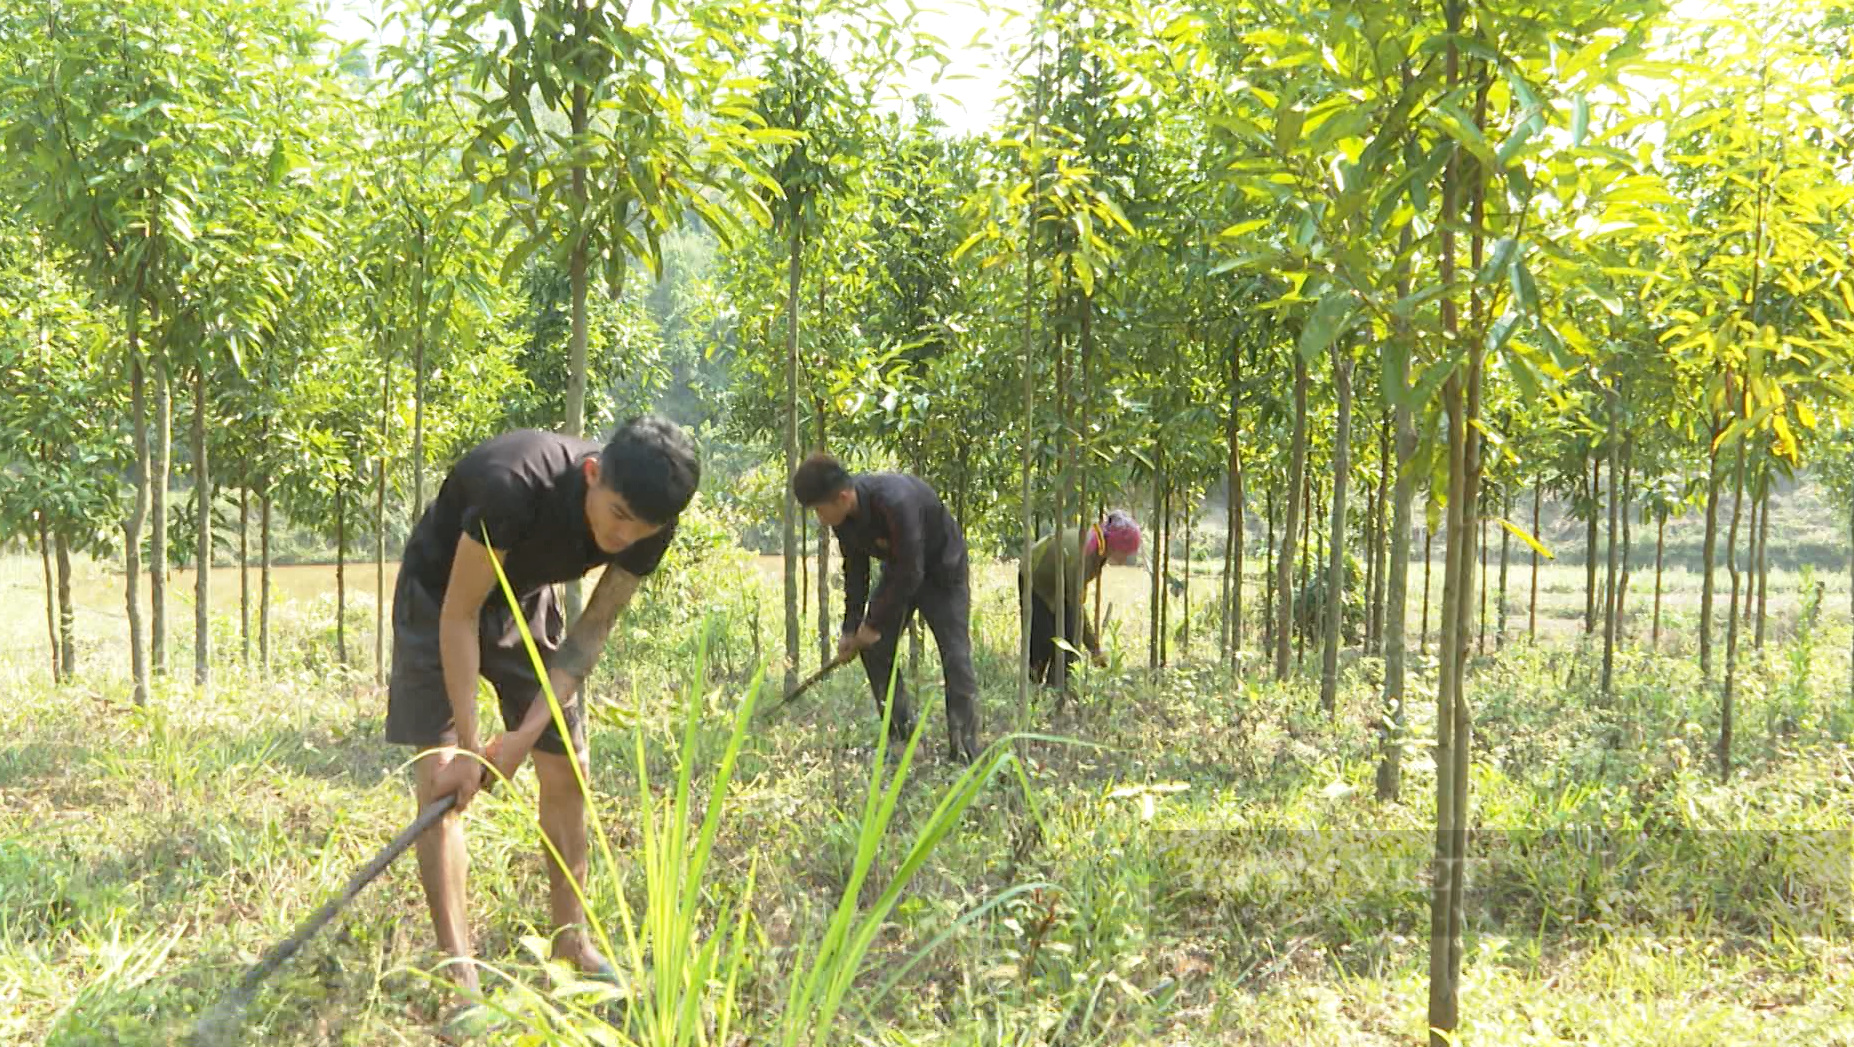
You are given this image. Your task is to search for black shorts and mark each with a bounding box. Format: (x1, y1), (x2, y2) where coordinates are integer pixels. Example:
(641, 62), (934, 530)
(385, 571), (583, 756)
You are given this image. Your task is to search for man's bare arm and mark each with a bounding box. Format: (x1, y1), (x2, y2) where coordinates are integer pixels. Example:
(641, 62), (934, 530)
(509, 566), (641, 739)
(550, 566), (641, 707)
(440, 535), (505, 752)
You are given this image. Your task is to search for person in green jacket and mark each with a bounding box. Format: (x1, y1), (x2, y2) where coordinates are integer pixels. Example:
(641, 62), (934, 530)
(1021, 509), (1142, 683)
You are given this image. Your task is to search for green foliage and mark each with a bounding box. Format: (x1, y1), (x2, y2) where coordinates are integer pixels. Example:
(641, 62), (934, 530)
(0, 229), (123, 553)
(429, 0), (778, 301)
(503, 260), (674, 435)
(1293, 549), (1366, 644)
(2, 0), (1854, 1040)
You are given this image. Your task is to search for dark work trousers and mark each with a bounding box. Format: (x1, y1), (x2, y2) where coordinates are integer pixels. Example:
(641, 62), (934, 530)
(858, 576), (980, 762)
(1019, 574), (1080, 685)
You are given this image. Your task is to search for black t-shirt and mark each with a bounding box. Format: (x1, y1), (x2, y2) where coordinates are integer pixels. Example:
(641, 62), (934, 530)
(402, 429), (675, 599)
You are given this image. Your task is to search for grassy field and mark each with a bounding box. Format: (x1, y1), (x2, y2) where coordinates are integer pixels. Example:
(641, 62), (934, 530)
(2, 543), (1853, 1045)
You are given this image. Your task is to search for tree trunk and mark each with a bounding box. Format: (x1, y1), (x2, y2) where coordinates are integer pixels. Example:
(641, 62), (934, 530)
(1065, 318), (1083, 686)
(1371, 412), (1391, 653)
(563, 72), (591, 622)
(1093, 511), (1105, 643)
(1497, 493), (1511, 649)
(1654, 510), (1666, 647)
(1431, 414), (1468, 1047)
(1052, 322), (1070, 691)
(39, 512), (59, 682)
(1017, 52), (1041, 730)
(1584, 451), (1598, 637)
(1602, 392), (1621, 698)
(377, 352), (391, 687)
(1082, 478), (1097, 648)
(336, 482), (347, 669)
(1478, 512), (1488, 656)
(1275, 354), (1308, 680)
(1223, 332), (1240, 661)
(1742, 481), (1759, 630)
(816, 400), (831, 670)
(1431, 367), (1480, 1046)
(1528, 484), (1541, 642)
(1700, 439), (1722, 677)
(1363, 485), (1378, 654)
(1182, 497), (1193, 655)
(1233, 432), (1246, 659)
(1321, 346), (1353, 716)
(1299, 473), (1315, 669)
(1428, 36), (1476, 1042)
(1378, 206), (1417, 802)
(1151, 460), (1164, 670)
(1720, 439), (1748, 781)
(1738, 144), (1770, 661)
(56, 531), (75, 678)
(1263, 487), (1276, 651)
(35, 409), (57, 681)
(908, 448), (923, 698)
(260, 484), (272, 672)
(1618, 434), (1635, 645)
(1421, 526), (1433, 655)
(126, 330), (150, 706)
(1755, 467), (1770, 651)
(1160, 474), (1174, 668)
(1080, 293), (1096, 660)
(413, 277), (428, 523)
(1378, 393), (1416, 802)
(781, 201), (803, 697)
(152, 352), (171, 677)
(1078, 43), (1106, 671)
(955, 440), (970, 535)
(908, 424), (922, 694)
(240, 485), (250, 665)
(193, 364), (211, 691)
(1221, 480), (1235, 663)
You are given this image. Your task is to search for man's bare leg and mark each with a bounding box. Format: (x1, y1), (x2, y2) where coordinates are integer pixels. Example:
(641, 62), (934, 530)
(414, 753), (479, 999)
(534, 748), (607, 972)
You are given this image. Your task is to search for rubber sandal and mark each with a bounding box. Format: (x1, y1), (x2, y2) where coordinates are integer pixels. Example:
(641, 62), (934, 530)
(584, 961), (623, 988)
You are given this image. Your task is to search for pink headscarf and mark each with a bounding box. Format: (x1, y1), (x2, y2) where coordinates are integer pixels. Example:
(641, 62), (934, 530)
(1084, 510), (1141, 559)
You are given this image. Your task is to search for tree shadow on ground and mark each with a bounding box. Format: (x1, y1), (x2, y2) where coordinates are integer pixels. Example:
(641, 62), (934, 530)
(251, 717), (406, 791)
(0, 741), (96, 793)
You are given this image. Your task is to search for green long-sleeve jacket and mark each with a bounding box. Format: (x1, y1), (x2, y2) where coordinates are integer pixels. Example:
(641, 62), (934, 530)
(1026, 526), (1102, 652)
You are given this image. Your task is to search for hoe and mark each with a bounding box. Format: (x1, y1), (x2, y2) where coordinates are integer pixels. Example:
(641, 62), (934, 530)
(191, 786), (466, 1044)
(196, 652), (855, 1042)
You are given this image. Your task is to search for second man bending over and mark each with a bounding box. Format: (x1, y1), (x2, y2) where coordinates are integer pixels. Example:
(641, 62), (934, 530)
(792, 453), (981, 764)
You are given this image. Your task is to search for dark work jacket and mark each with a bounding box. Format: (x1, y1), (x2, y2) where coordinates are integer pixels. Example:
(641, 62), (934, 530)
(832, 472), (968, 637)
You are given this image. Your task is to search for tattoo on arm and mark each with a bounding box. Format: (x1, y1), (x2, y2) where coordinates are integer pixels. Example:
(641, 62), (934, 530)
(553, 568), (640, 696)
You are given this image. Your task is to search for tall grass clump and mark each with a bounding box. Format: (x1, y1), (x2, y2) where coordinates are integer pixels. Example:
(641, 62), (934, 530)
(450, 542), (1029, 1045)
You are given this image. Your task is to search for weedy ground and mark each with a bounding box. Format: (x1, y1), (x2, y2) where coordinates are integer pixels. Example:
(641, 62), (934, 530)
(1, 547), (1851, 1046)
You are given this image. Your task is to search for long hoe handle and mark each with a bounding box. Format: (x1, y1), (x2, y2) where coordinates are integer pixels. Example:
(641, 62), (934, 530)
(191, 793), (459, 1044)
(759, 650), (856, 723)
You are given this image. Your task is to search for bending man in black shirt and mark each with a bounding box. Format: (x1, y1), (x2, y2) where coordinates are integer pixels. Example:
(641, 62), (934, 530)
(386, 416), (698, 1007)
(791, 452), (981, 764)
